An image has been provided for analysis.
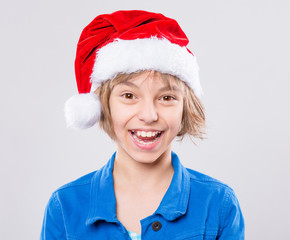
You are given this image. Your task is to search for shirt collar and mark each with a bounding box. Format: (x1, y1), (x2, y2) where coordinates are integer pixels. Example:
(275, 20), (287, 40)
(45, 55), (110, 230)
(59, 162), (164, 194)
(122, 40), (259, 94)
(86, 151), (190, 225)
(155, 151), (190, 221)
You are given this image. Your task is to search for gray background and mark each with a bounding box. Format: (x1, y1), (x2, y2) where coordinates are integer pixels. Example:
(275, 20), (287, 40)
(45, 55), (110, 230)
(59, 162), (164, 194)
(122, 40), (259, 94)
(1, 0), (289, 239)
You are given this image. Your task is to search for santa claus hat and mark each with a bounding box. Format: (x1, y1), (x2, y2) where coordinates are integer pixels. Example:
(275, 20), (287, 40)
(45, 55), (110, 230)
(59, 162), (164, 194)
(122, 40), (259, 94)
(65, 10), (202, 129)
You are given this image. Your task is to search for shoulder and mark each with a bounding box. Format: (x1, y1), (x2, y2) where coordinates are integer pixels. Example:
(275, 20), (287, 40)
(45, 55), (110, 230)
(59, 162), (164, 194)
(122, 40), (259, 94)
(45, 169), (101, 221)
(180, 167), (244, 238)
(56, 170), (97, 192)
(185, 167), (238, 212)
(42, 169), (105, 238)
(186, 167), (233, 192)
(50, 169), (99, 206)
(185, 167), (242, 224)
(184, 167), (243, 230)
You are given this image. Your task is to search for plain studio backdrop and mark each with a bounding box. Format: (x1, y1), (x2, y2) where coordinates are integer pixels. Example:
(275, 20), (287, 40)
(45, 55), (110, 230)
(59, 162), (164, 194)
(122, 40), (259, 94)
(0, 0), (289, 239)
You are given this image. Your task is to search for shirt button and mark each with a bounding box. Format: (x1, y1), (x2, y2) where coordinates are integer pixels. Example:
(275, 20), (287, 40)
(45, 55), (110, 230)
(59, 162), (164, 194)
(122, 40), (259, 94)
(151, 221), (162, 231)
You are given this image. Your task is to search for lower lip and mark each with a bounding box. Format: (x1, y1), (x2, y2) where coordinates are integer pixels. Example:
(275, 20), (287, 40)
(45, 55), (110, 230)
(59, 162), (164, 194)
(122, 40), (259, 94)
(129, 131), (163, 150)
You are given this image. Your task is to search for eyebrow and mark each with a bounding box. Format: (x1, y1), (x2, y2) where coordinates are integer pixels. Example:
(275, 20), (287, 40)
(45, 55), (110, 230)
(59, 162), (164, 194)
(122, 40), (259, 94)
(158, 85), (181, 92)
(118, 81), (181, 92)
(118, 81), (138, 88)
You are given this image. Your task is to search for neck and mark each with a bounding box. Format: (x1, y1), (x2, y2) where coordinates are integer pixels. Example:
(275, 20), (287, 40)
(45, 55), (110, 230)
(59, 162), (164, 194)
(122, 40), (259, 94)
(113, 148), (174, 191)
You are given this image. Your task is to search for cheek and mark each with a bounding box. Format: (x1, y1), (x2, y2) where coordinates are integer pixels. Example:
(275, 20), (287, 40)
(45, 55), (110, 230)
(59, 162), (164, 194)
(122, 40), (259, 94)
(173, 104), (183, 130)
(172, 112), (183, 131)
(161, 105), (183, 130)
(110, 102), (135, 131)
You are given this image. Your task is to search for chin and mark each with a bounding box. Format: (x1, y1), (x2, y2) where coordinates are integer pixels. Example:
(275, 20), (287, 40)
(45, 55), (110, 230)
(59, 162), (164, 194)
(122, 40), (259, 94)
(127, 147), (170, 165)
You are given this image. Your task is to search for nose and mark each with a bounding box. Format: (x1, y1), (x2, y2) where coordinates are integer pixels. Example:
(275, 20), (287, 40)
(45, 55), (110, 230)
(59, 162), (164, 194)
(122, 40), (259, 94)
(137, 99), (158, 124)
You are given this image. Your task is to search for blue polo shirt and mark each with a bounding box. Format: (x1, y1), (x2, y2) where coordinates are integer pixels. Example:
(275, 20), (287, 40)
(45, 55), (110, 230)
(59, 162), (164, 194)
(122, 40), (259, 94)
(41, 152), (244, 239)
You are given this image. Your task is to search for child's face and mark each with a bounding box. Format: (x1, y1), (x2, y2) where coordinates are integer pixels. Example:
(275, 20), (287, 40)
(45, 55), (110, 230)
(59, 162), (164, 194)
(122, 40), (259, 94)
(109, 72), (183, 164)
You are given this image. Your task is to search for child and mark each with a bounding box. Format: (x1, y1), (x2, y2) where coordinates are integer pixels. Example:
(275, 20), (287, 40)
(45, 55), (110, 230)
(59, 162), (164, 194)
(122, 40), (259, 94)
(41, 10), (244, 240)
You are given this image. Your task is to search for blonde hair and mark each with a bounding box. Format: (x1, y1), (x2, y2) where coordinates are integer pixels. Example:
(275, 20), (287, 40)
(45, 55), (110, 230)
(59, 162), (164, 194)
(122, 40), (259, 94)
(95, 70), (206, 141)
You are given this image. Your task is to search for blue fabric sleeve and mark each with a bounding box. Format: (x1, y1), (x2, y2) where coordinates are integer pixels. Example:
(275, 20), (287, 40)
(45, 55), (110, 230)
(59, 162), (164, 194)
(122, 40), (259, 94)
(218, 189), (245, 240)
(40, 193), (67, 240)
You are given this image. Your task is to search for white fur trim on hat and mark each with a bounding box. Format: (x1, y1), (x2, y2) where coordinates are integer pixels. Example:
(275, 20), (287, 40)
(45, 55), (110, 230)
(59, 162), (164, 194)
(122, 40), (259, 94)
(90, 37), (203, 97)
(64, 93), (101, 129)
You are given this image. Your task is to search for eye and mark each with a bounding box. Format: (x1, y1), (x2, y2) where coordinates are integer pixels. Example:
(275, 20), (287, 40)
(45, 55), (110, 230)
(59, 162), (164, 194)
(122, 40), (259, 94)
(160, 95), (175, 101)
(121, 93), (136, 99)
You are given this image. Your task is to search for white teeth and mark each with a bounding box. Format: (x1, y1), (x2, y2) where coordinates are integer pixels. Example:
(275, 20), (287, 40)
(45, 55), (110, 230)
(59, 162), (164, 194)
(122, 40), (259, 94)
(134, 130), (160, 137)
(141, 131), (147, 137)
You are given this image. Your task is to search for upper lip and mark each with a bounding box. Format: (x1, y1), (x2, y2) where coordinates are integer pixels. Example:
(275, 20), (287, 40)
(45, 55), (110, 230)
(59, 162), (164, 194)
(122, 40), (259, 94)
(129, 129), (163, 132)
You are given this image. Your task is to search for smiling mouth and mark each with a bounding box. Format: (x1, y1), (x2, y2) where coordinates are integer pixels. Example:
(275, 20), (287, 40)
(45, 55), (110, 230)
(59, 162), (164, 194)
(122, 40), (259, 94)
(129, 130), (163, 144)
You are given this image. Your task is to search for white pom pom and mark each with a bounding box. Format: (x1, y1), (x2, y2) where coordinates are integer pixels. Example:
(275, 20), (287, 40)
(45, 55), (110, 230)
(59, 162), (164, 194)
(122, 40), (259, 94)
(64, 93), (101, 129)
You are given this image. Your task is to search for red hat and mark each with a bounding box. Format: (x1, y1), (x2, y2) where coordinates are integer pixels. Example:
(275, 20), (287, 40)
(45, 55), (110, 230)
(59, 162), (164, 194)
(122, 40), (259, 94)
(65, 10), (202, 129)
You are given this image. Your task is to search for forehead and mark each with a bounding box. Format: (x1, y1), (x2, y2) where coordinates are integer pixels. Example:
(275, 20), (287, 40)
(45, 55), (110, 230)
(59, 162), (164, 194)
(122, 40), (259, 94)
(112, 71), (183, 91)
